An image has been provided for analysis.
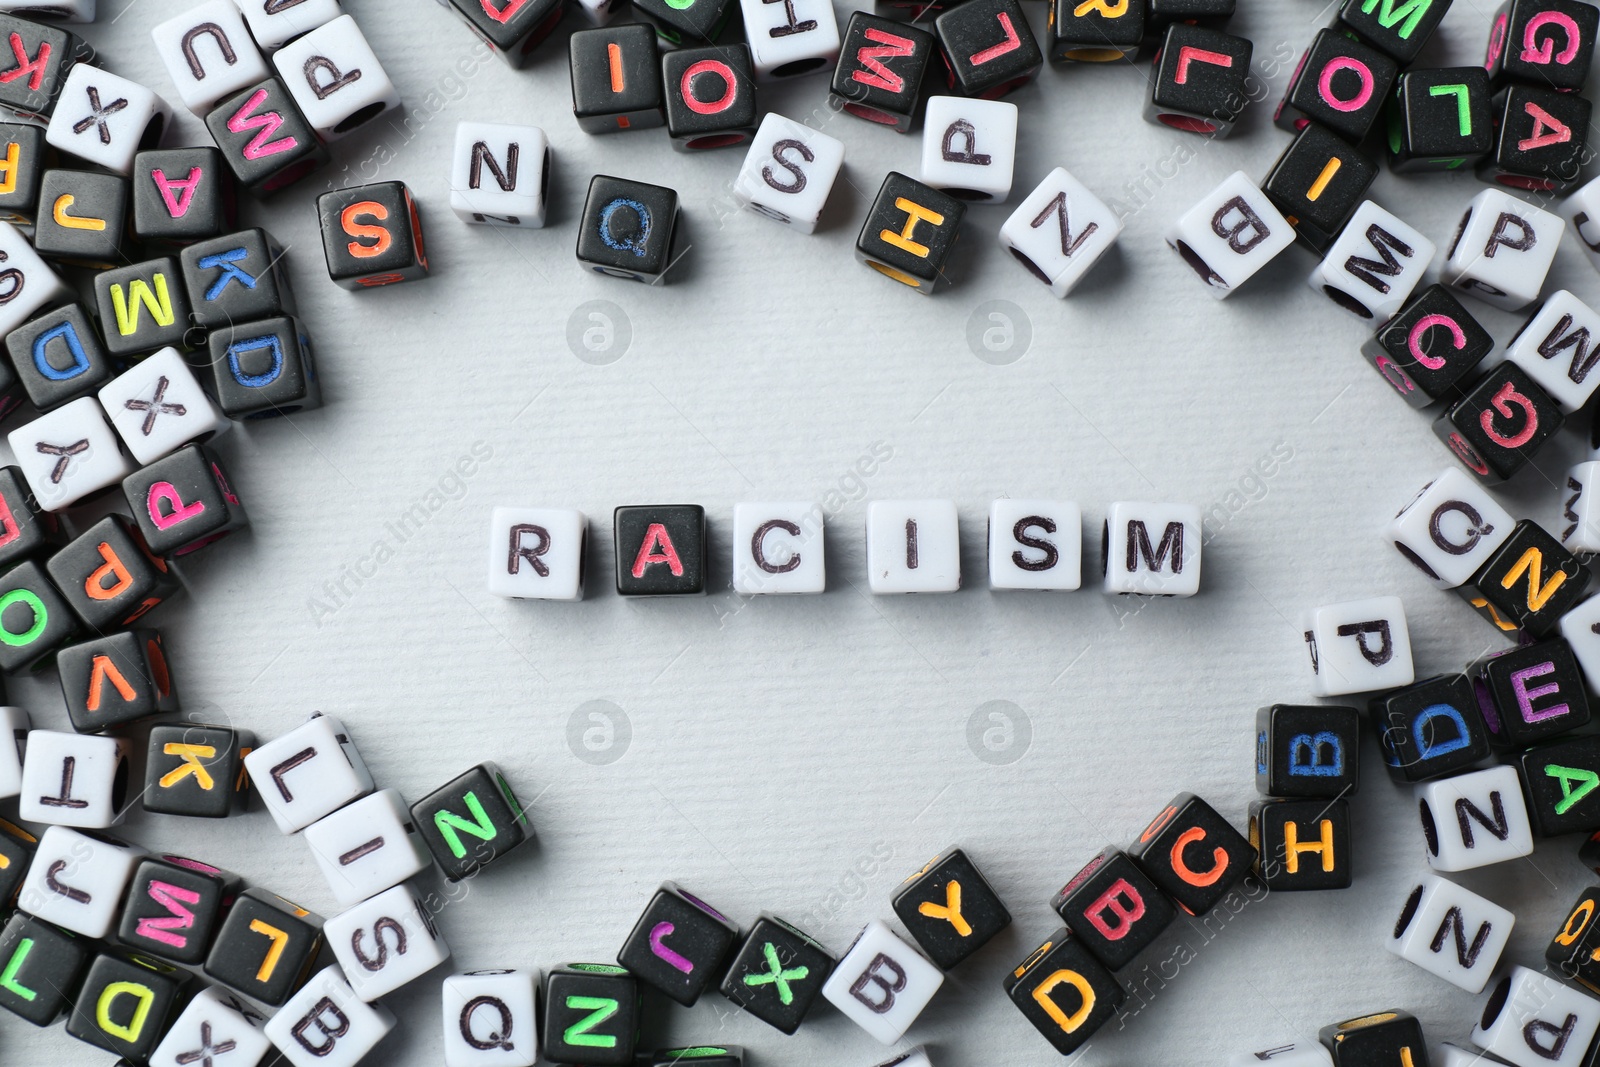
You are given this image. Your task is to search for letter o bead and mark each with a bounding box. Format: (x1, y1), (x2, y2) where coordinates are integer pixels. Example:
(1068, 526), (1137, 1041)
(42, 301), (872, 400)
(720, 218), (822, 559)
(487, 507), (586, 601)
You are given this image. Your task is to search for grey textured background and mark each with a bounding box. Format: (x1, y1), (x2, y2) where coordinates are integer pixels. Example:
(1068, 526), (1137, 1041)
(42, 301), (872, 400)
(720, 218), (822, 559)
(8, 0), (1600, 1063)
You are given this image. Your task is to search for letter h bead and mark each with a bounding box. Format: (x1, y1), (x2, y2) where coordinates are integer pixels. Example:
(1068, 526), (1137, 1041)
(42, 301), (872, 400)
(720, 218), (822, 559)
(856, 173), (964, 293)
(1248, 798), (1353, 890)
(617, 882), (740, 1005)
(1050, 847), (1174, 970)
(891, 847), (1011, 970)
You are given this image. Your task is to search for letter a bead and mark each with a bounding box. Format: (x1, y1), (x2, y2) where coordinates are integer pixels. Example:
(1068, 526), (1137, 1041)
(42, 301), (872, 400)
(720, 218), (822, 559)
(821, 920), (943, 1044)
(614, 504), (706, 596)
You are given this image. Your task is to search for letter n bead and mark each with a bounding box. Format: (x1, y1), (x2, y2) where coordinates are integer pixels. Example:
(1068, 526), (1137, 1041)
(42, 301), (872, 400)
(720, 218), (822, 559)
(821, 920), (943, 1044)
(1004, 930), (1124, 1055)
(442, 968), (540, 1067)
(617, 882), (740, 1005)
(1389, 873), (1513, 993)
(410, 762), (532, 881)
(1319, 1011), (1430, 1067)
(999, 168), (1119, 297)
(1456, 519), (1589, 637)
(1102, 502), (1200, 596)
(1416, 765), (1534, 872)
(1128, 792), (1254, 915)
(1050, 846), (1174, 970)
(450, 121), (551, 229)
(487, 507), (586, 601)
(891, 846), (1011, 970)
(1471, 966), (1600, 1067)
(542, 963), (640, 1067)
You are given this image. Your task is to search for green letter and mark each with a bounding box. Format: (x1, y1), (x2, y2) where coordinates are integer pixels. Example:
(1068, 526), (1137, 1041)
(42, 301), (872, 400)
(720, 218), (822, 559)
(433, 791), (498, 860)
(563, 996), (619, 1048)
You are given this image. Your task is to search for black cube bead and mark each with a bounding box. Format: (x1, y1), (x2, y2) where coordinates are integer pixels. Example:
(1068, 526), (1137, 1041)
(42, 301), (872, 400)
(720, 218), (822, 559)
(1487, 0), (1598, 90)
(1050, 846), (1175, 970)
(203, 315), (320, 419)
(1004, 930), (1124, 1054)
(0, 558), (77, 670)
(115, 853), (238, 964)
(933, 0), (1042, 100)
(0, 15), (92, 121)
(58, 628), (176, 733)
(543, 963), (641, 1066)
(1318, 1010), (1428, 1067)
(1148, 0), (1234, 34)
(317, 181), (429, 290)
(6, 303), (113, 411)
(891, 845), (1011, 969)
(1517, 735), (1600, 836)
(829, 13), (936, 132)
(663, 45), (759, 151)
(614, 504), (706, 595)
(1434, 363), (1562, 485)
(570, 24), (664, 134)
(0, 816), (34, 908)
(1249, 798), (1354, 891)
(131, 146), (234, 247)
(1472, 637), (1590, 749)
(856, 171), (964, 293)
(1145, 24), (1253, 137)
(1361, 284), (1493, 406)
(1457, 520), (1589, 637)
(204, 79), (327, 196)
(1547, 886), (1600, 993)
(1050, 0), (1146, 61)
(617, 881), (740, 1005)
(0, 122), (47, 224)
(0, 465), (60, 569)
(0, 912), (88, 1025)
(202, 888), (322, 1006)
(1262, 124), (1377, 255)
(65, 951), (186, 1060)
(1387, 67), (1493, 173)
(143, 720), (253, 818)
(1339, 0), (1452, 64)
(32, 167), (127, 268)
(442, 0), (565, 68)
(719, 914), (835, 1034)
(180, 227), (292, 331)
(1276, 29), (1398, 144)
(1255, 703), (1360, 798)
(1371, 674), (1492, 783)
(48, 514), (176, 632)
(410, 761), (533, 881)
(577, 175), (681, 283)
(1128, 792), (1255, 915)
(122, 442), (247, 558)
(1478, 83), (1591, 193)
(633, 0), (737, 47)
(93, 257), (191, 358)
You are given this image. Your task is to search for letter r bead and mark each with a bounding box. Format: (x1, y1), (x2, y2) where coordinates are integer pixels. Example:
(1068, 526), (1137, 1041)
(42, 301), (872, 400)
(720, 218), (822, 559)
(487, 507), (586, 601)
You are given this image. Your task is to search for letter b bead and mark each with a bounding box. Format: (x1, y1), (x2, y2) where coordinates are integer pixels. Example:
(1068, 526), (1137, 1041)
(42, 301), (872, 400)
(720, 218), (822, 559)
(1050, 846), (1175, 970)
(822, 920), (944, 1044)
(1166, 170), (1294, 298)
(1255, 704), (1360, 798)
(443, 968), (540, 1067)
(264, 965), (396, 1067)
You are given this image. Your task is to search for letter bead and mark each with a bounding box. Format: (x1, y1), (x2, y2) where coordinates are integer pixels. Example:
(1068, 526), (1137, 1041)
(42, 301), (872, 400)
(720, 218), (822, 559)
(488, 506), (586, 601)
(325, 882), (451, 1002)
(273, 15), (398, 141)
(867, 498), (959, 593)
(987, 498), (1081, 590)
(133, 146), (234, 246)
(542, 963), (640, 1066)
(142, 720), (253, 819)
(450, 121), (550, 228)
(1319, 1011), (1430, 1067)
(122, 442), (247, 558)
(58, 629), (178, 734)
(0, 466), (59, 571)
(1570, 463), (1600, 554)
(178, 226), (292, 330)
(64, 951), (186, 1060)
(1416, 765), (1534, 871)
(1363, 287), (1494, 408)
(618, 881), (740, 1005)
(49, 515), (178, 633)
(1102, 501), (1200, 596)
(242, 713), (375, 834)
(1310, 200), (1435, 322)
(1275, 29), (1397, 144)
(932, 0), (1042, 100)
(1442, 188), (1563, 311)
(264, 964), (396, 1067)
(1049, 0), (1145, 62)
(999, 167), (1120, 297)
(440, 0), (563, 67)
(93, 256), (193, 358)
(1148, 0), (1235, 35)
(204, 78), (328, 195)
(891, 847), (1011, 971)
(1473, 637), (1590, 750)
(1487, 0), (1598, 91)
(1388, 67), (1493, 173)
(0, 560), (77, 670)
(1145, 23), (1253, 137)
(1371, 674), (1492, 783)
(1249, 797), (1354, 891)
(410, 761), (532, 881)
(719, 914), (836, 1034)
(0, 221), (61, 334)
(1560, 175), (1600, 274)
(1262, 124), (1377, 255)
(204, 888), (324, 1006)
(100, 348), (229, 467)
(1549, 887), (1600, 994)
(1435, 365), (1563, 485)
(205, 315), (321, 418)
(150, 1), (267, 115)
(0, 911), (90, 1025)
(1473, 966), (1600, 1067)
(1165, 170), (1294, 298)
(1457, 518), (1589, 637)
(0, 14), (92, 121)
(1388, 873), (1513, 992)
(1338, 0), (1452, 64)
(305, 791), (432, 905)
(829, 13), (936, 132)
(1049, 846), (1175, 970)
(577, 174), (681, 283)
(1004, 930), (1123, 1054)
(614, 504), (706, 596)
(19, 728), (128, 829)
(857, 173), (964, 292)
(0, 1), (94, 22)
(1255, 704), (1360, 798)
(1480, 83), (1591, 193)
(731, 501), (824, 594)
(149, 985), (273, 1067)
(920, 96), (1017, 203)
(6, 304), (115, 413)
(16, 825), (144, 937)
(33, 168), (130, 267)
(1301, 596), (1414, 696)
(0, 122), (46, 224)
(651, 1048), (744, 1067)
(45, 65), (171, 176)
(443, 968), (540, 1067)
(1515, 734), (1600, 835)
(569, 25), (664, 134)
(234, 0), (342, 51)
(1129, 792), (1254, 915)
(663, 44), (759, 151)
(115, 854), (239, 965)
(1505, 290), (1600, 413)
(739, 0), (839, 80)
(317, 179), (428, 289)
(821, 920), (943, 1044)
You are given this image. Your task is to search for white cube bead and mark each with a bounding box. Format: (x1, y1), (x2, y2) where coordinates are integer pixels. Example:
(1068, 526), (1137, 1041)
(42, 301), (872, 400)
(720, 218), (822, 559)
(234, 0), (342, 50)
(1443, 188), (1563, 311)
(99, 346), (230, 465)
(273, 15), (399, 141)
(1473, 966), (1600, 1067)
(1165, 170), (1294, 299)
(17, 729), (130, 828)
(920, 96), (1016, 204)
(1560, 595), (1600, 692)
(0, 0), (94, 21)
(9, 396), (134, 512)
(0, 222), (71, 336)
(739, 0), (839, 79)
(999, 166), (1121, 297)
(732, 501), (825, 594)
(442, 968), (540, 1067)
(731, 113), (844, 234)
(0, 705), (27, 800)
(265, 965), (396, 1067)
(486, 507), (585, 601)
(1310, 201), (1435, 322)
(151, 1), (270, 114)
(572, 0), (618, 24)
(1386, 468), (1514, 588)
(1564, 462), (1600, 553)
(866, 499), (959, 593)
(304, 788), (432, 906)
(1301, 596), (1414, 696)
(1385, 872), (1513, 992)
(450, 121), (549, 229)
(1561, 175), (1600, 275)
(988, 498), (1081, 590)
(46, 65), (172, 175)
(1506, 290), (1600, 412)
(1416, 766), (1534, 872)
(150, 985), (274, 1067)
(1227, 1042), (1333, 1067)
(822, 920), (944, 1044)
(243, 713), (375, 834)
(324, 883), (451, 1001)
(17, 825), (146, 937)
(1102, 501), (1201, 596)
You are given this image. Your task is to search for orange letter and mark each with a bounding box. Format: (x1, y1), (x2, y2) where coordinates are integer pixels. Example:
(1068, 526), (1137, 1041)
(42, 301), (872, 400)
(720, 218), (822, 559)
(86, 542), (133, 601)
(341, 201), (392, 259)
(1170, 826), (1228, 887)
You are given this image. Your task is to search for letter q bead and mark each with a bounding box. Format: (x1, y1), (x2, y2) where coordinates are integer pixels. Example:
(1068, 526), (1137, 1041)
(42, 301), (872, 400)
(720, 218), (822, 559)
(487, 507), (586, 601)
